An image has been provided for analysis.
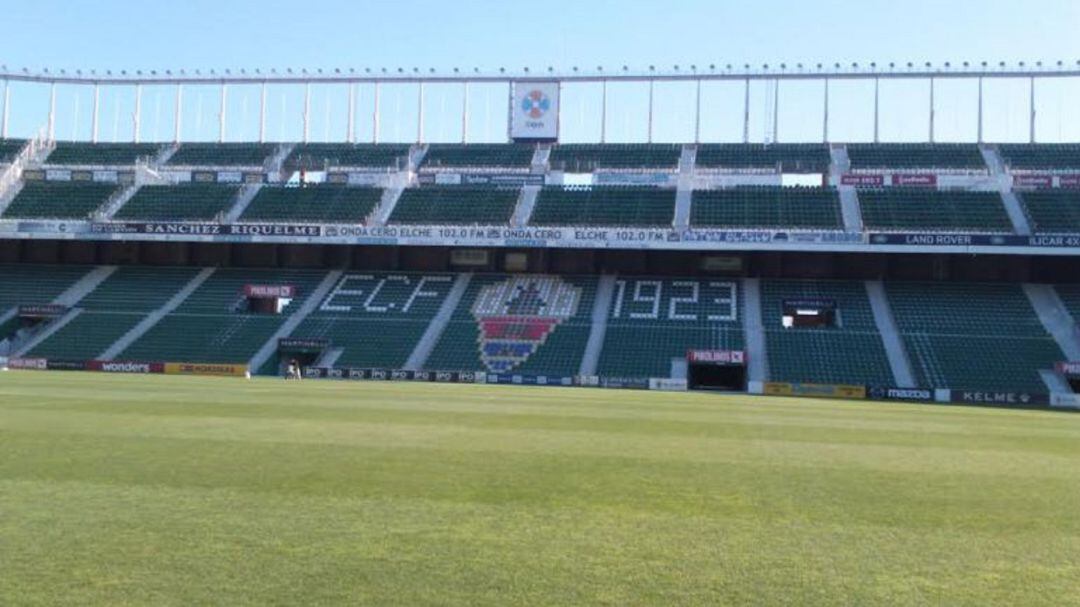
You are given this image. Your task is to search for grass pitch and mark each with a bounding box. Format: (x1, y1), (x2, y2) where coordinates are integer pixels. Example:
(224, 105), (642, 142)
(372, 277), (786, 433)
(1, 372), (1079, 606)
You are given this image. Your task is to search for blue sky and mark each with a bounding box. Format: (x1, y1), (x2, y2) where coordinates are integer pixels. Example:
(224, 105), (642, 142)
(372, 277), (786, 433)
(2, 0), (1079, 143)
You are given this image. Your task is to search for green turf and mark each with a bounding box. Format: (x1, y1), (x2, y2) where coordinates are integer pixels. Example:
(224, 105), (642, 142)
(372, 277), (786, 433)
(1, 372), (1079, 606)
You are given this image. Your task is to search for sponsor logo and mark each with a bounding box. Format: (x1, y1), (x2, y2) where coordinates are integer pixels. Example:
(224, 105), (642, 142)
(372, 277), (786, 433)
(7, 357), (48, 370)
(953, 391), (1047, 405)
(521, 89), (551, 119)
(101, 362), (152, 374)
(1056, 361), (1080, 376)
(245, 285), (297, 298)
(164, 362), (247, 377)
(686, 350), (746, 365)
(869, 386), (933, 401)
(472, 276), (582, 373)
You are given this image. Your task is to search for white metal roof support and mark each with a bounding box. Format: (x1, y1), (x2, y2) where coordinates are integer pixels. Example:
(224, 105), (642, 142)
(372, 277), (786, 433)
(302, 82), (311, 144)
(133, 84), (142, 143)
(600, 80), (607, 144)
(773, 78), (780, 143)
(461, 81), (469, 144)
(346, 83), (355, 144)
(647, 80), (654, 143)
(91, 83), (99, 143)
(929, 77), (935, 143)
(173, 84), (183, 144)
(822, 79), (829, 143)
(47, 82), (56, 140)
(873, 78), (880, 144)
(259, 82), (267, 144)
(417, 82), (424, 144)
(977, 76), (984, 144)
(742, 78), (750, 144)
(1, 80), (8, 139)
(1029, 77), (1036, 144)
(694, 79), (702, 144)
(218, 83), (227, 143)
(372, 82), (380, 144)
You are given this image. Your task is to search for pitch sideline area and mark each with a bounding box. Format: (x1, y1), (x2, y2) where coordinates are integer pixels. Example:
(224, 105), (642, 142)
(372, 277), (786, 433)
(1, 372), (1079, 605)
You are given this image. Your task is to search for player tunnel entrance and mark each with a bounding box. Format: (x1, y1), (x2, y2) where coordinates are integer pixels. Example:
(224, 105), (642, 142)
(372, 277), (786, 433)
(276, 338), (330, 374)
(686, 350), (747, 392)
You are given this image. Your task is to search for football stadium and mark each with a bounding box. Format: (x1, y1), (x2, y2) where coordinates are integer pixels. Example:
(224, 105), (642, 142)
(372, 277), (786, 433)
(2, 2), (1080, 604)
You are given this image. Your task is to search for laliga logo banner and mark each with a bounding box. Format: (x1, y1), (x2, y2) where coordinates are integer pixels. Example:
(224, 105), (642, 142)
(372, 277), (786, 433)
(472, 276), (581, 372)
(510, 82), (559, 140)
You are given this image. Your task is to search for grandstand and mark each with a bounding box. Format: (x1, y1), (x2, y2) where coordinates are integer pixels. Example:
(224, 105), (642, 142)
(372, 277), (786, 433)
(389, 187), (519, 225)
(530, 186), (676, 226)
(114, 184), (240, 221)
(690, 187), (842, 230)
(2, 181), (118, 219)
(857, 189), (1013, 232)
(241, 185), (382, 223)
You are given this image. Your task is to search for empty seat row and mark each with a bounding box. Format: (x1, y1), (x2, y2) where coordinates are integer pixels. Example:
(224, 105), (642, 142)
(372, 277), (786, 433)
(550, 144), (681, 172)
(286, 144), (409, 171)
(690, 187), (842, 229)
(847, 144), (987, 170)
(421, 144), (535, 169)
(46, 142), (162, 165)
(2, 181), (118, 219)
(1019, 190), (1080, 233)
(530, 186), (675, 227)
(115, 184), (240, 221)
(241, 185), (382, 223)
(389, 187), (519, 224)
(695, 144), (830, 173)
(858, 188), (1012, 231)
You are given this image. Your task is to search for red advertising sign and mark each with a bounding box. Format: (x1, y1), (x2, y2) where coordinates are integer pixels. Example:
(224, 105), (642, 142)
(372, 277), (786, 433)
(892, 174), (938, 187)
(841, 174), (885, 187)
(1056, 361), (1080, 376)
(244, 284), (297, 298)
(1014, 174), (1054, 189)
(1058, 175), (1080, 189)
(86, 360), (165, 374)
(686, 350), (746, 365)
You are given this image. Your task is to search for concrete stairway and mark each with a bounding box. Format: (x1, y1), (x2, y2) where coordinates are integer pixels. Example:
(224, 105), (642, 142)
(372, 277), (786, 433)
(829, 144), (850, 179)
(838, 187), (865, 232)
(999, 190), (1033, 236)
(531, 144), (552, 172)
(247, 270), (344, 372)
(95, 183), (142, 220)
(222, 183), (263, 223)
(741, 278), (769, 384)
(372, 185), (406, 226)
(99, 268), (216, 360)
(408, 144), (429, 173)
(56, 266), (118, 306)
(673, 146), (696, 229)
(315, 347), (345, 368)
(266, 143), (295, 179)
(865, 281), (917, 387)
(578, 274), (617, 377)
(511, 186), (540, 227)
(405, 273), (473, 370)
(1024, 284), (1080, 361)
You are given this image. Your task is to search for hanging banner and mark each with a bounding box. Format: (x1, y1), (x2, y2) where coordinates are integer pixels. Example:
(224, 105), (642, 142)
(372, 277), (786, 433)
(510, 81), (559, 141)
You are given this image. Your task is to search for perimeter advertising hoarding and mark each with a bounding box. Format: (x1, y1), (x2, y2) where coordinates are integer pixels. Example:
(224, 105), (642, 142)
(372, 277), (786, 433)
(764, 382), (867, 400)
(510, 82), (559, 141)
(163, 362), (249, 377)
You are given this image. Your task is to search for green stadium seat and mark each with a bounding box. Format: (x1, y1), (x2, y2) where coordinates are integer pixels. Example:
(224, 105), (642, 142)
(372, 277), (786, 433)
(597, 277), (744, 378)
(1000, 144), (1080, 171)
(847, 144), (987, 171)
(241, 185), (382, 223)
(550, 144), (681, 172)
(389, 187), (518, 225)
(695, 144), (830, 173)
(761, 280), (894, 386)
(425, 275), (597, 376)
(690, 187), (843, 229)
(113, 184), (240, 221)
(530, 186), (675, 227)
(46, 142), (162, 165)
(886, 282), (1062, 392)
(167, 143), (276, 166)
(1018, 191), (1080, 233)
(859, 188), (1013, 232)
(2, 181), (119, 219)
(285, 144), (410, 171)
(421, 144), (535, 170)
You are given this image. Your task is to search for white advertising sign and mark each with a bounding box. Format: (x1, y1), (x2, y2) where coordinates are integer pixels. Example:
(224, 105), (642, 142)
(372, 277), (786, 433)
(510, 81), (559, 140)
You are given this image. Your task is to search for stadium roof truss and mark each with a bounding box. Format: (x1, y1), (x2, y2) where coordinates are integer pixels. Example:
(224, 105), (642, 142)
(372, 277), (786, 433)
(1, 62), (1077, 144)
